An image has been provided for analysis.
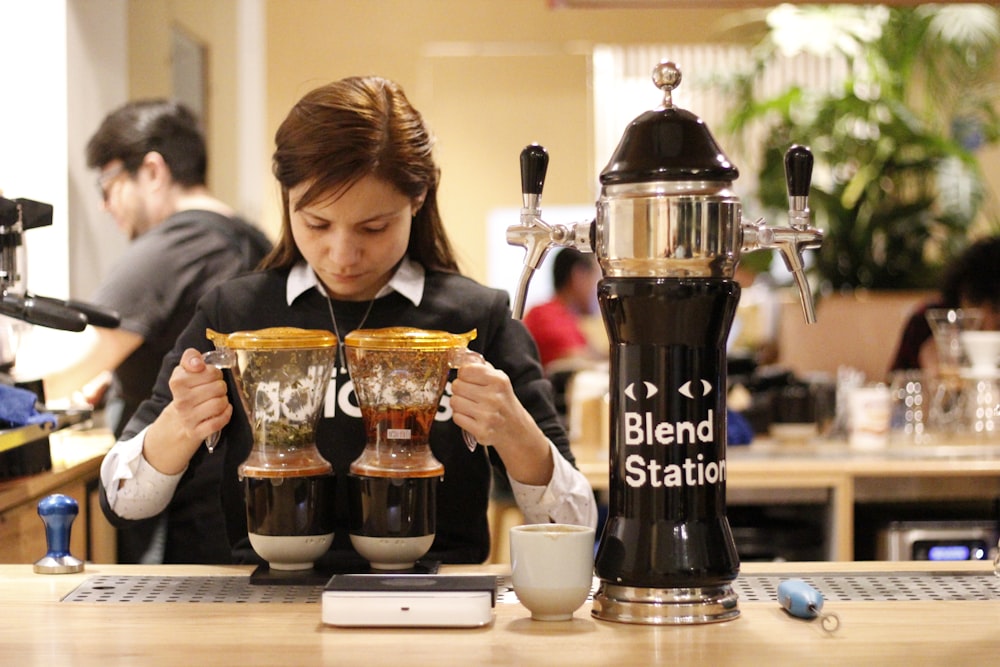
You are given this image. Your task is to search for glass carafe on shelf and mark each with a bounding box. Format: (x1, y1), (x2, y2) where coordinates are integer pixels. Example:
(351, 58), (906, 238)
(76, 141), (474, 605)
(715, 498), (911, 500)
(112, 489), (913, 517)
(205, 327), (337, 571)
(343, 326), (479, 570)
(958, 329), (1000, 438)
(925, 308), (983, 437)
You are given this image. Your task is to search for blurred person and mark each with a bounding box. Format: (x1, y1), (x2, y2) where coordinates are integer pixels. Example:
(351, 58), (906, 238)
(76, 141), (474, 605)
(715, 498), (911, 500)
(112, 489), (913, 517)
(729, 263), (782, 368)
(522, 247), (605, 371)
(890, 236), (1000, 373)
(30, 99), (272, 563)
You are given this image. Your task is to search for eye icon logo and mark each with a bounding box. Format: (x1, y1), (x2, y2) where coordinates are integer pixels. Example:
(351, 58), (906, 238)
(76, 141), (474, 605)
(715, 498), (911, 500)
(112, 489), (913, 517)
(624, 381), (658, 401)
(678, 380), (713, 399)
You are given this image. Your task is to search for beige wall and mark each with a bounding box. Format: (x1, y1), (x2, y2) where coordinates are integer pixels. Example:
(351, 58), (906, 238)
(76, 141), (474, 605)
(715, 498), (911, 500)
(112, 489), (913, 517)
(129, 0), (242, 212)
(128, 0), (1000, 289)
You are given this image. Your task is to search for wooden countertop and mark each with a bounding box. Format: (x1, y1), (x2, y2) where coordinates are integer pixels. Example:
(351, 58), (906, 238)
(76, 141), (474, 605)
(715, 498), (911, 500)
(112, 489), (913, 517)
(1, 561), (997, 666)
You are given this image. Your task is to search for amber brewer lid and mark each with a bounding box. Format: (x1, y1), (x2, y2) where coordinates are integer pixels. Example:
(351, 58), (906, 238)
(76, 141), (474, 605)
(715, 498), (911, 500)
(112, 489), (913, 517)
(344, 327), (477, 351)
(206, 327), (337, 350)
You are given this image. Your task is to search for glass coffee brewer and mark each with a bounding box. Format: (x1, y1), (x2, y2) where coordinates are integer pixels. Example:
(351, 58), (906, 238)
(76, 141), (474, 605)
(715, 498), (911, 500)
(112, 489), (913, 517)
(343, 326), (479, 570)
(205, 327), (337, 571)
(506, 61), (823, 624)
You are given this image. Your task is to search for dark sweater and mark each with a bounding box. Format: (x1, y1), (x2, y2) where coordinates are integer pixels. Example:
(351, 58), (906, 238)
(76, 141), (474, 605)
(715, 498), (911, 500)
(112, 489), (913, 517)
(105, 268), (569, 566)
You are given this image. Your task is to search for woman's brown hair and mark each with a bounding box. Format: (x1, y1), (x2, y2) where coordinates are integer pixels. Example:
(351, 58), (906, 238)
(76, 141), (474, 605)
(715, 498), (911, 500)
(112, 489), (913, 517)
(260, 76), (459, 273)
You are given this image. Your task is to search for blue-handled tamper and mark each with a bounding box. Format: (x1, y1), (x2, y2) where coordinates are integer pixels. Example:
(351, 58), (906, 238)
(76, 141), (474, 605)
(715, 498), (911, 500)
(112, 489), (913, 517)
(33, 494), (84, 574)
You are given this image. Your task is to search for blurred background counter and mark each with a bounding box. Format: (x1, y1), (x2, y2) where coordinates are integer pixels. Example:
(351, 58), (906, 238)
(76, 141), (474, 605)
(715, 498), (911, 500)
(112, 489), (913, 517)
(573, 438), (1000, 563)
(0, 424), (114, 565)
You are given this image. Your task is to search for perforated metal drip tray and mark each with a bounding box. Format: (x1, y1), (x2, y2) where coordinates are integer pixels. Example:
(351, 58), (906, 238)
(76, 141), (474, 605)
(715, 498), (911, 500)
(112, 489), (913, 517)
(61, 571), (1000, 604)
(63, 575), (322, 604)
(731, 571), (1000, 602)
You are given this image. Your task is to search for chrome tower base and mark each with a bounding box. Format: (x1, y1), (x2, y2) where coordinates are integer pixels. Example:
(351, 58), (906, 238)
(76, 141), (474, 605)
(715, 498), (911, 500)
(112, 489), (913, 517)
(592, 581), (740, 625)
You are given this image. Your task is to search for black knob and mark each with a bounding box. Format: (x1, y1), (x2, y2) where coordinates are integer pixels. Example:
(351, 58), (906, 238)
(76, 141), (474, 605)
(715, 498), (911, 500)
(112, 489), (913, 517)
(520, 144), (549, 196)
(0, 294), (88, 332)
(29, 294), (121, 329)
(784, 145), (813, 197)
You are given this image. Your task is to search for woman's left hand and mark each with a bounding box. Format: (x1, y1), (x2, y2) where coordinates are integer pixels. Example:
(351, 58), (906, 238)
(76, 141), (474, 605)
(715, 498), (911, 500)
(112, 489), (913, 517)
(450, 361), (554, 486)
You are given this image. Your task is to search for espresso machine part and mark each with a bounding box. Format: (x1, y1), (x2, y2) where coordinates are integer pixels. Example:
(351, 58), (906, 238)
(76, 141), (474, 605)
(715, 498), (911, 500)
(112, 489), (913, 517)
(0, 196), (120, 332)
(505, 61), (822, 625)
(0, 195), (118, 481)
(343, 326), (477, 570)
(206, 327), (338, 571)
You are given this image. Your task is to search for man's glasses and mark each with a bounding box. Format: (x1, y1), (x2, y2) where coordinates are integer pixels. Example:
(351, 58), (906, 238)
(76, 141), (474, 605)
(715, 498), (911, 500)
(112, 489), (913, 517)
(96, 164), (126, 203)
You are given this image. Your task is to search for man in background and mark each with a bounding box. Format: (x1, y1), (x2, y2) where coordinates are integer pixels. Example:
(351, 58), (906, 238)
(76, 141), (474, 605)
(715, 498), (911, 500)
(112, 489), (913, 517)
(37, 99), (272, 562)
(523, 247), (604, 371)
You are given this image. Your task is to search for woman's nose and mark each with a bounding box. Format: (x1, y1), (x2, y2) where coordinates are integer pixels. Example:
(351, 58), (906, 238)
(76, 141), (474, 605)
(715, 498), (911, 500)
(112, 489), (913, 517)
(327, 231), (361, 266)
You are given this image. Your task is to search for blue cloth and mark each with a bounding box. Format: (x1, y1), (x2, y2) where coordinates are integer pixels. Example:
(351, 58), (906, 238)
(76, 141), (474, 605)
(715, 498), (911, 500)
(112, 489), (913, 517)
(727, 408), (754, 446)
(0, 384), (57, 428)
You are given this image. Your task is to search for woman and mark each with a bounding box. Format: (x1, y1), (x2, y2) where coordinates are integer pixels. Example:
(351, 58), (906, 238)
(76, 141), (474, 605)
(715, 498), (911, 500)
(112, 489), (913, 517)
(99, 76), (597, 565)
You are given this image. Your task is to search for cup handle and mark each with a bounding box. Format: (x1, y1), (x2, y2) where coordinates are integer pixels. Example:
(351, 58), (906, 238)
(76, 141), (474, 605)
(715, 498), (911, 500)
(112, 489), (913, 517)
(200, 349), (236, 453)
(450, 348), (486, 452)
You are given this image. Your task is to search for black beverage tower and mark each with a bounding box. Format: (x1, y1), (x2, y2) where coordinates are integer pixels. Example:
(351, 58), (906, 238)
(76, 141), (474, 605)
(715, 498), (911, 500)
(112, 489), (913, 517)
(506, 61), (822, 624)
(596, 277), (741, 619)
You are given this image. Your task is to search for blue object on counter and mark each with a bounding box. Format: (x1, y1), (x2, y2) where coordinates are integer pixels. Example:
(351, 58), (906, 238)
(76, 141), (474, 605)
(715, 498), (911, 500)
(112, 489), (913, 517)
(777, 578), (840, 633)
(778, 578), (824, 618)
(0, 384), (57, 428)
(34, 494), (84, 574)
(38, 494), (78, 558)
(727, 408), (753, 446)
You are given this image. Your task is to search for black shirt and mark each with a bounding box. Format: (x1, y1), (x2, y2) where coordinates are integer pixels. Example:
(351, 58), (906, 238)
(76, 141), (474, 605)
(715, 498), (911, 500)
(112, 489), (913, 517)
(110, 268), (570, 566)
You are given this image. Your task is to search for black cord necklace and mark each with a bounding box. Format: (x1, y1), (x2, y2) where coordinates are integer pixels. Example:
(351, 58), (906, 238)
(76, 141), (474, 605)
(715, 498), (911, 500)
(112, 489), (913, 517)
(320, 278), (377, 373)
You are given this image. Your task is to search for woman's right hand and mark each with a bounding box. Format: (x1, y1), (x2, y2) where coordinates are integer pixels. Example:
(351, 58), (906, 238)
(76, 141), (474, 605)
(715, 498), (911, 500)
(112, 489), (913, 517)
(142, 348), (234, 475)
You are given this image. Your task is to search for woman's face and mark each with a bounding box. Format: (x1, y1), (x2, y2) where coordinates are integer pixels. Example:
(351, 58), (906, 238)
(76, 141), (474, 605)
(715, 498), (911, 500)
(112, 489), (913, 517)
(289, 174), (424, 301)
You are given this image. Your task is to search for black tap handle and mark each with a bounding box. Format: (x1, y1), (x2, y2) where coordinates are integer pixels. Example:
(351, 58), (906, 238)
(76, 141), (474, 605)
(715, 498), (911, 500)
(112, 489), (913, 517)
(0, 197), (53, 229)
(784, 145), (813, 198)
(0, 294), (88, 332)
(30, 294), (121, 328)
(15, 198), (54, 230)
(65, 300), (121, 328)
(520, 144), (549, 197)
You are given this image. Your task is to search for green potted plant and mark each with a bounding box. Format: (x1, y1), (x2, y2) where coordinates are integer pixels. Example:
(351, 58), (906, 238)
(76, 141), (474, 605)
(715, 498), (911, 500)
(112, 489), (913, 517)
(726, 4), (1000, 291)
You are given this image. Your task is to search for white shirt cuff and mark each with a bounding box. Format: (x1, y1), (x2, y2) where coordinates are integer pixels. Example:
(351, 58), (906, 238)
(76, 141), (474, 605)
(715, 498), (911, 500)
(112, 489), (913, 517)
(100, 426), (185, 520)
(508, 440), (598, 529)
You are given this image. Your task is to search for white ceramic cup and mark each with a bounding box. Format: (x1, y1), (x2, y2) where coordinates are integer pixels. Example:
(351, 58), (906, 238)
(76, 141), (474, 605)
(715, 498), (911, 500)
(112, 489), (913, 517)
(509, 523), (595, 621)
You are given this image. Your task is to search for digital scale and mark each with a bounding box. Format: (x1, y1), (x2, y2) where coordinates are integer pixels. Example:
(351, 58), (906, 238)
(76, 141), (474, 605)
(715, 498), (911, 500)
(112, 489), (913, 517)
(321, 574), (497, 628)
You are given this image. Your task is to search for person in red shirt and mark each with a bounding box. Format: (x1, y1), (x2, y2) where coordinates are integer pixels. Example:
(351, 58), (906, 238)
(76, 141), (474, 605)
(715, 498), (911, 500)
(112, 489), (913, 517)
(523, 247), (603, 370)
